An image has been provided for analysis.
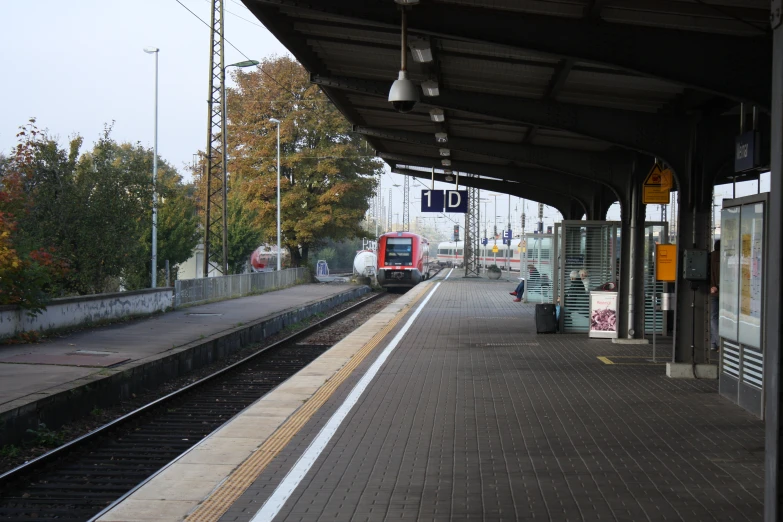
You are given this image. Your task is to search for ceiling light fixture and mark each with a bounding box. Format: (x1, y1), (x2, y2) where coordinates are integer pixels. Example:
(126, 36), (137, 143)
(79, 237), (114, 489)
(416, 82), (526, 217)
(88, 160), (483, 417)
(429, 108), (445, 122)
(435, 132), (448, 143)
(439, 148), (450, 157)
(442, 159), (451, 166)
(444, 169), (454, 181)
(408, 37), (432, 63)
(388, 7), (419, 113)
(421, 80), (439, 97)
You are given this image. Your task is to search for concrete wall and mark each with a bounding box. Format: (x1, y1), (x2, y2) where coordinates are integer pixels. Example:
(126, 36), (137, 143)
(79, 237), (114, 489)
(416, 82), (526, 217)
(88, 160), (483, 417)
(0, 288), (173, 339)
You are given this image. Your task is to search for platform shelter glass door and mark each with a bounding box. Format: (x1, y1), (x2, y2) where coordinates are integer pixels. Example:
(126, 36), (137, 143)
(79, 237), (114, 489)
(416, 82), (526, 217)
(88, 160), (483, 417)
(719, 194), (767, 418)
(557, 222), (620, 333)
(520, 233), (555, 303)
(644, 223), (668, 335)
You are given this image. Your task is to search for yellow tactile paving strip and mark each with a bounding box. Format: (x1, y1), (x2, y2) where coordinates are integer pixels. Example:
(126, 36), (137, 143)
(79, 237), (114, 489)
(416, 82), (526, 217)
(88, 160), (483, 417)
(183, 286), (430, 522)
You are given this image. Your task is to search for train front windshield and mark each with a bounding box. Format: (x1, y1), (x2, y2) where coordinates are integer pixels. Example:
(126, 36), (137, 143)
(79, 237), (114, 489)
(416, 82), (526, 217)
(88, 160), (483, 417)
(384, 238), (413, 266)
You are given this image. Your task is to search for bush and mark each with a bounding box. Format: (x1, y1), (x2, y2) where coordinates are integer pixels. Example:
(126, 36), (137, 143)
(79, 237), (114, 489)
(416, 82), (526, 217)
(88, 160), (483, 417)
(487, 264), (501, 273)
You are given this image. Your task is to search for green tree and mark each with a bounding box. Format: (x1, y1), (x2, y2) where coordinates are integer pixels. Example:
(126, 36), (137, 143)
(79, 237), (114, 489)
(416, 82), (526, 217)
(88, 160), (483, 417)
(9, 121), (199, 294)
(0, 122), (70, 311)
(227, 189), (264, 274)
(226, 56), (381, 267)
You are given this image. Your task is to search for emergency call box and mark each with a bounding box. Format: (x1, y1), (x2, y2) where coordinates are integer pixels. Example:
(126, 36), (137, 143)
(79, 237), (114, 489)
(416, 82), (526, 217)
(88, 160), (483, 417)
(682, 249), (708, 281)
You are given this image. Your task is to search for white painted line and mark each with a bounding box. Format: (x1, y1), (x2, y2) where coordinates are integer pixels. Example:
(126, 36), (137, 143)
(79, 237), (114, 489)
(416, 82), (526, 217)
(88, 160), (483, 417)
(444, 267), (453, 280)
(249, 283), (441, 522)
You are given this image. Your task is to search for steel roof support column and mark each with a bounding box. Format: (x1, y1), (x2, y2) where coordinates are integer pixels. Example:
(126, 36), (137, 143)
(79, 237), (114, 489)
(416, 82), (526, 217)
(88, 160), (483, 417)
(671, 121), (712, 365)
(617, 195), (632, 339)
(764, 16), (783, 522)
(629, 179), (648, 339)
(615, 161), (647, 339)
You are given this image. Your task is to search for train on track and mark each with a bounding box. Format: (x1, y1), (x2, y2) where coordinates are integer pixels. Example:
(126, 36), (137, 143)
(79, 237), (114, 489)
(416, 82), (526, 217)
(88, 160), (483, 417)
(435, 237), (555, 272)
(376, 231), (430, 290)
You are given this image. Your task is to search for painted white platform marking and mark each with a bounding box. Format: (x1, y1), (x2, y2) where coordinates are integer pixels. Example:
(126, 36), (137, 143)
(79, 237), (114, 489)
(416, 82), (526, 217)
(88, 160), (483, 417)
(249, 283), (440, 522)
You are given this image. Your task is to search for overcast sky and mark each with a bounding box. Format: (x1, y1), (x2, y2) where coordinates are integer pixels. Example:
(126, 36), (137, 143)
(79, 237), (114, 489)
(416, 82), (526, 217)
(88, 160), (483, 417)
(4, 1), (765, 240)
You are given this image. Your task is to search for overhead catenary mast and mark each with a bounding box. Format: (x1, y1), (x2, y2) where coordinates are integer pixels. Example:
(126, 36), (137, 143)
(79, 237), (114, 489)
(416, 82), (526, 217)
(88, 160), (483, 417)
(202, 0), (227, 277)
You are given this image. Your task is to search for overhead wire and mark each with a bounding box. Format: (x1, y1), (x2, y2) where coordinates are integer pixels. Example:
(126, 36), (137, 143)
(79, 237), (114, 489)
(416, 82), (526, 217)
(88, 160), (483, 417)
(173, 0), (299, 99)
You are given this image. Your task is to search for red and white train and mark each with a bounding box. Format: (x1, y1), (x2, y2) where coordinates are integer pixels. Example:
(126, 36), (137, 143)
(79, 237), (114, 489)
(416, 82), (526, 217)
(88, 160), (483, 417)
(436, 239), (523, 270)
(376, 231), (430, 290)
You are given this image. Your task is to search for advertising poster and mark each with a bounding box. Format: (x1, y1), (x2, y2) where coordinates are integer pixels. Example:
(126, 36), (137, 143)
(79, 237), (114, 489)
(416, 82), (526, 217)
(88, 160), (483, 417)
(589, 291), (618, 339)
(738, 203), (764, 348)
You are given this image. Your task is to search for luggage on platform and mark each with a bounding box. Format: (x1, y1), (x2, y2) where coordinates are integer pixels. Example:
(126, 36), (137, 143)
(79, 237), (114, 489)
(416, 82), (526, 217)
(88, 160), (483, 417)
(535, 303), (558, 334)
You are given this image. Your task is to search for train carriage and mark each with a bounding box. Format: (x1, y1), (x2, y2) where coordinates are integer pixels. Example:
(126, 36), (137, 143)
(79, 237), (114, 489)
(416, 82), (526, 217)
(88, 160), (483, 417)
(436, 238), (526, 271)
(376, 231), (430, 289)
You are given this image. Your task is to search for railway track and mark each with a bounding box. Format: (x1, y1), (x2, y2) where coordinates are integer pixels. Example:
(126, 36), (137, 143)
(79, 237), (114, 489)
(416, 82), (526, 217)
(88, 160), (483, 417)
(0, 292), (386, 522)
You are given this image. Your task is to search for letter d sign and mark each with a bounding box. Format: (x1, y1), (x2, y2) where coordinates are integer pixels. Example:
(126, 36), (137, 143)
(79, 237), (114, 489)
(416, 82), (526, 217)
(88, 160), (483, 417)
(445, 190), (468, 213)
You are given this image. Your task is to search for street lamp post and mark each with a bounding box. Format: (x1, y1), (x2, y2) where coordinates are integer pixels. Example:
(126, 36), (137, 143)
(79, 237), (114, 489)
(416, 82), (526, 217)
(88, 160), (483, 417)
(222, 60), (259, 274)
(143, 47), (159, 288)
(269, 118), (282, 270)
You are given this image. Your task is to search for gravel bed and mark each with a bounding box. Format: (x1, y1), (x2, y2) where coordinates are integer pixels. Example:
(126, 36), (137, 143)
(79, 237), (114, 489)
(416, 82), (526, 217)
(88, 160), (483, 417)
(0, 290), (399, 475)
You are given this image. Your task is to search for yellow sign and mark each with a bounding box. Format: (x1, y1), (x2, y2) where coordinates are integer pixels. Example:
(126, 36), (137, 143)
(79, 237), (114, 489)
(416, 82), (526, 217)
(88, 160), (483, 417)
(655, 244), (677, 282)
(492, 244), (499, 253)
(643, 164), (673, 205)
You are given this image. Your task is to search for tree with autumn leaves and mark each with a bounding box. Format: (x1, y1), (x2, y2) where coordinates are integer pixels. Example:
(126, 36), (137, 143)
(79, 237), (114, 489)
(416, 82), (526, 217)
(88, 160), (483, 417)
(0, 121), (200, 310)
(223, 56), (382, 267)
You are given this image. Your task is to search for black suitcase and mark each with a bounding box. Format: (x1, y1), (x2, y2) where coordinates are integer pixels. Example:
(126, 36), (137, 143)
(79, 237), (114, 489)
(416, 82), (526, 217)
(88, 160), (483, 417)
(535, 304), (558, 334)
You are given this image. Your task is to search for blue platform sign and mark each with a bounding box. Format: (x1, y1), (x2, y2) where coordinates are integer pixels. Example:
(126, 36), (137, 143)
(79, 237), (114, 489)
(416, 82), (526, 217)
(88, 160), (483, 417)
(445, 190), (468, 213)
(735, 131), (759, 173)
(420, 189), (444, 212)
(503, 229), (512, 240)
(481, 238), (488, 245)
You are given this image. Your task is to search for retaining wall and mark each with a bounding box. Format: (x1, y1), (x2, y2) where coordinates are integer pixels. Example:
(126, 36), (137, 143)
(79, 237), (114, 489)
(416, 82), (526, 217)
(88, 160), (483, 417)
(0, 288), (173, 339)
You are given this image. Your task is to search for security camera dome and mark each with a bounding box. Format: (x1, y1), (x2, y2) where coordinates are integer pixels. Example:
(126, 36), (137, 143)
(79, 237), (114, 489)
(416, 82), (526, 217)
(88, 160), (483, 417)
(388, 70), (419, 113)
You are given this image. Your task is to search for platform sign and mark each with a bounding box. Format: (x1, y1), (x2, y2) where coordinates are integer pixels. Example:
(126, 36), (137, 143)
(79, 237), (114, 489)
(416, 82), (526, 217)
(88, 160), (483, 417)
(643, 164), (672, 205)
(655, 244), (677, 282)
(445, 190), (468, 213)
(735, 131), (760, 172)
(481, 238), (488, 245)
(420, 189), (445, 212)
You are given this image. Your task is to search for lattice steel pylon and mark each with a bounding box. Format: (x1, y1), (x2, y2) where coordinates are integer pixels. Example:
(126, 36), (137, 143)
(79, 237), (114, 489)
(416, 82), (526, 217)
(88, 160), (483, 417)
(463, 175), (480, 277)
(388, 188), (392, 232)
(202, 0), (227, 277)
(402, 175), (410, 231)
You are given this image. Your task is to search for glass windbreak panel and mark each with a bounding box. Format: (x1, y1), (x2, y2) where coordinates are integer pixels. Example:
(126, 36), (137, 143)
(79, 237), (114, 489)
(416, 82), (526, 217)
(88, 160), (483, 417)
(384, 238), (413, 266)
(719, 207), (740, 340)
(561, 224), (617, 333)
(738, 202), (764, 348)
(522, 234), (555, 303)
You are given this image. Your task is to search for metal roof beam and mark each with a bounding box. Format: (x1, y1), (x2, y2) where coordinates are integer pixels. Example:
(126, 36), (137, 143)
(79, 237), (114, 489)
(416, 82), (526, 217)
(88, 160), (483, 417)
(379, 151), (604, 199)
(314, 74), (688, 164)
(353, 125), (629, 195)
(257, 1), (771, 109)
(391, 166), (584, 219)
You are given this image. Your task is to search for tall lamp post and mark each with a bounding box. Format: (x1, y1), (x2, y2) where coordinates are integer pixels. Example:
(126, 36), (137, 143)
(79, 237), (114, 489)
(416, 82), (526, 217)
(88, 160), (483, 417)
(221, 60), (259, 274)
(143, 46), (159, 288)
(269, 118), (282, 270)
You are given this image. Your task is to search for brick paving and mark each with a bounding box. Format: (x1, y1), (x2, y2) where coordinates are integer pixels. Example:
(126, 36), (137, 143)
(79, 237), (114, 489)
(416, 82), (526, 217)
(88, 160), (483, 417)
(219, 275), (765, 522)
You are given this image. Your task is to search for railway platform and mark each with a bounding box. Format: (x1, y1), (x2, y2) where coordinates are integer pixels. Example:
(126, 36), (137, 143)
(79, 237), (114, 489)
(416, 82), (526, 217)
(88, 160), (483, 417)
(0, 282), (371, 447)
(96, 269), (764, 522)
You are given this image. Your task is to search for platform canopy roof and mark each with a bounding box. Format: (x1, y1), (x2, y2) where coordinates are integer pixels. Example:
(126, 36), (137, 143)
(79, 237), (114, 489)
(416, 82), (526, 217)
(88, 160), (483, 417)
(243, 0), (770, 216)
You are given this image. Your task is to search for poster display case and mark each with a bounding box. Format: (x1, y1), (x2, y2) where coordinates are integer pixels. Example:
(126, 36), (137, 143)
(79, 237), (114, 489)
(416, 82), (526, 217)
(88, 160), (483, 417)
(719, 194), (767, 418)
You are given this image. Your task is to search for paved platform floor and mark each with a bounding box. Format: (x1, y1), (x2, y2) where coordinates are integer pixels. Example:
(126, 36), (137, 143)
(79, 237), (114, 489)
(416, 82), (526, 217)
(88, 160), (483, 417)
(100, 271), (765, 522)
(0, 283), (363, 412)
